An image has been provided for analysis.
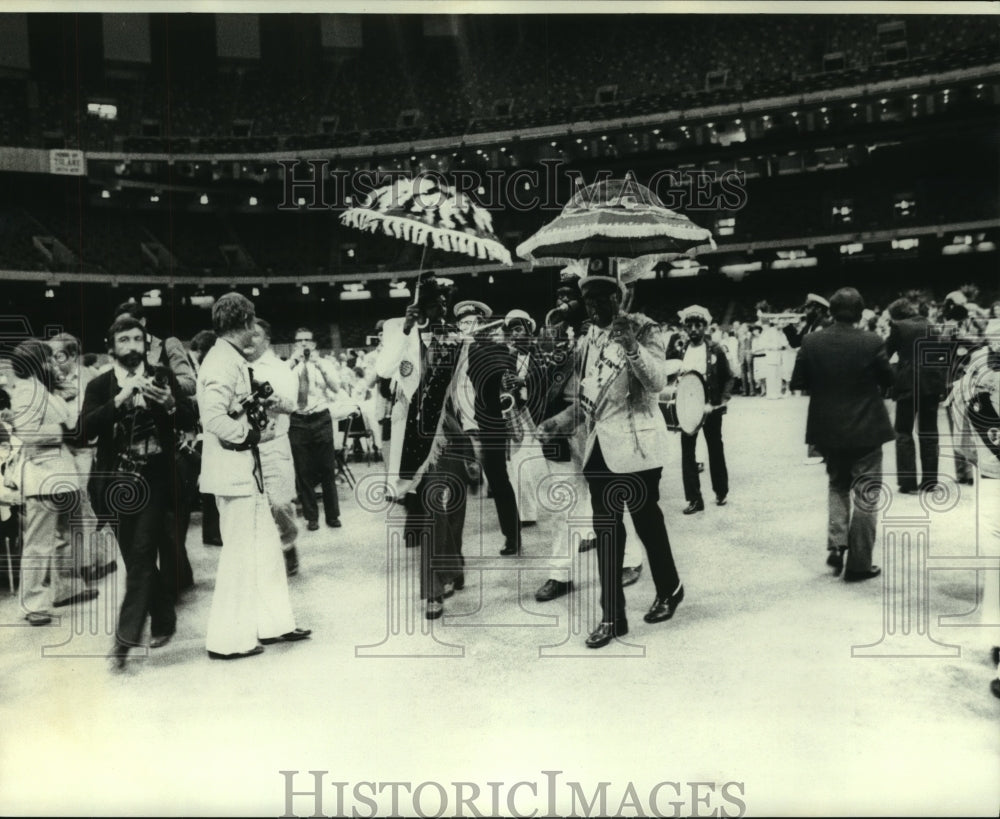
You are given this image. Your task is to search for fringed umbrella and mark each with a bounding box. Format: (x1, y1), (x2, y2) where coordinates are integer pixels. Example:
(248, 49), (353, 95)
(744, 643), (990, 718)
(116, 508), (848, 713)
(516, 176), (715, 262)
(340, 175), (513, 266)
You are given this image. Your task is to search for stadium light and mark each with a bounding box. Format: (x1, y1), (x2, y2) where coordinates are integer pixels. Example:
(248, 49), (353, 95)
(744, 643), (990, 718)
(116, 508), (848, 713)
(840, 242), (864, 255)
(199, 194), (209, 205)
(141, 289), (162, 308)
(389, 281), (412, 299)
(891, 238), (920, 251)
(150, 194), (160, 203)
(248, 196), (258, 206)
(101, 189), (111, 199)
(44, 288), (55, 299)
(340, 283), (371, 301)
(251, 287), (261, 297)
(301, 285), (310, 295)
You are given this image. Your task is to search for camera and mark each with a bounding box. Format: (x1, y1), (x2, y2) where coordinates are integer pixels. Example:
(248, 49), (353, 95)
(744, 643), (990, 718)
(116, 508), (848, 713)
(229, 378), (274, 432)
(151, 366), (171, 389)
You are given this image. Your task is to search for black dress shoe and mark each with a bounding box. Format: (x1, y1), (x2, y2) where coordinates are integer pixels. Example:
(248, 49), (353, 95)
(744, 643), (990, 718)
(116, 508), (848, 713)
(520, 520), (537, 528)
(992, 678), (1000, 700)
(990, 646), (999, 668)
(108, 644), (129, 671)
(499, 540), (520, 556)
(150, 633), (173, 649)
(643, 585), (685, 623)
(715, 495), (728, 506)
(585, 620), (628, 649)
(535, 579), (573, 602)
(260, 628), (312, 645)
(203, 538), (224, 547)
(306, 520), (319, 531)
(621, 565), (642, 588)
(53, 588), (99, 608)
(80, 561), (118, 582)
(682, 500), (705, 515)
(826, 546), (847, 573)
(425, 597), (444, 620)
(897, 485), (917, 495)
(453, 575), (465, 591)
(208, 645), (265, 660)
(578, 537), (597, 553)
(326, 518), (342, 528)
(844, 565), (882, 582)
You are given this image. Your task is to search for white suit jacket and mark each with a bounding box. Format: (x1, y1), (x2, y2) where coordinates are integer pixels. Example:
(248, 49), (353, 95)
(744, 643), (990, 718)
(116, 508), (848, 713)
(549, 314), (675, 474)
(197, 338), (259, 497)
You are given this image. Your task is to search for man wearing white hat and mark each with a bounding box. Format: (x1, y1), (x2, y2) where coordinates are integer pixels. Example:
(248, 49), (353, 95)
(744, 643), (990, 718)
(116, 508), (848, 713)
(538, 275), (684, 648)
(672, 305), (733, 514)
(502, 309), (548, 526)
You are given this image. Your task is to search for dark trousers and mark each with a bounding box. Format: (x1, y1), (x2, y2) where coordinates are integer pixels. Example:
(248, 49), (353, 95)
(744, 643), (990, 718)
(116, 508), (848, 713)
(820, 446), (882, 572)
(115, 459), (176, 647)
(894, 393), (940, 490)
(681, 410), (729, 503)
(289, 410), (340, 524)
(585, 441), (681, 626)
(161, 449), (195, 597)
(410, 451), (468, 601)
(480, 441), (520, 547)
(201, 493), (221, 543)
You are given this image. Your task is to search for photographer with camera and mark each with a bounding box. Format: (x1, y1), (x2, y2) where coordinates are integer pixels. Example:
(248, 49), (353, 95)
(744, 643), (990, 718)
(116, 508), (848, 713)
(113, 300), (198, 597)
(81, 317), (191, 669)
(288, 327), (343, 532)
(197, 293), (309, 660)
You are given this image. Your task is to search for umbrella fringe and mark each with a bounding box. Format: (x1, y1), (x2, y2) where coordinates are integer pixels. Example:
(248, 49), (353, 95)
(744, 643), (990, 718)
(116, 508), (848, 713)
(516, 221), (716, 261)
(341, 209), (513, 266)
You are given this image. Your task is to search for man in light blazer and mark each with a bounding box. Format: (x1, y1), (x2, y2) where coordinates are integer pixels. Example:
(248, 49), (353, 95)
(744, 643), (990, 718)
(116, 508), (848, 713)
(539, 274), (684, 649)
(197, 293), (310, 660)
(791, 287), (894, 581)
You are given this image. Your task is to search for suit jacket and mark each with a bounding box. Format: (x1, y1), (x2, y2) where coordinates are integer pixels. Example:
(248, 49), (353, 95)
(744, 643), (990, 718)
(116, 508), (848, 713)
(80, 365), (188, 516)
(667, 339), (734, 407)
(886, 316), (947, 400)
(790, 323), (894, 450)
(148, 334), (197, 397)
(7, 376), (78, 497)
(549, 313), (673, 474)
(196, 338), (261, 497)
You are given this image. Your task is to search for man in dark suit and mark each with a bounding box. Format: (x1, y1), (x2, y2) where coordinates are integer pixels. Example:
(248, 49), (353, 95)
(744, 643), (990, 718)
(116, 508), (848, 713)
(791, 288), (895, 581)
(885, 297), (946, 493)
(670, 305), (734, 514)
(80, 316), (191, 669)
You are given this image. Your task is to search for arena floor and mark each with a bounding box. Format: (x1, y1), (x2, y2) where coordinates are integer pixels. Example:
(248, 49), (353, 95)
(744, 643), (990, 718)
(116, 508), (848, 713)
(1, 394), (997, 817)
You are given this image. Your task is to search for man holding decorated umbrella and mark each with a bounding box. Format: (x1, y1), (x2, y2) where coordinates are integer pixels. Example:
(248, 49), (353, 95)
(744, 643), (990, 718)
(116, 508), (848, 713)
(538, 268), (684, 648)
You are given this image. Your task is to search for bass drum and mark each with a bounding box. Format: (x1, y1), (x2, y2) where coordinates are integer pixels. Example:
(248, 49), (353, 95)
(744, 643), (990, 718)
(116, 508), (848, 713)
(658, 384), (679, 432)
(674, 371), (708, 435)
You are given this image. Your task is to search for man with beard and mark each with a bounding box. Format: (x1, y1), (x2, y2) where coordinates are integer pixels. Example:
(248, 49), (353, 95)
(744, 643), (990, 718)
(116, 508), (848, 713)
(670, 305), (733, 514)
(197, 293), (310, 659)
(81, 317), (189, 668)
(538, 273), (683, 648)
(112, 300), (197, 596)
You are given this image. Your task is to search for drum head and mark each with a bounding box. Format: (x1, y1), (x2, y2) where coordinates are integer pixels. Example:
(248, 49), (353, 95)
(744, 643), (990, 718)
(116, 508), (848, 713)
(675, 371), (707, 435)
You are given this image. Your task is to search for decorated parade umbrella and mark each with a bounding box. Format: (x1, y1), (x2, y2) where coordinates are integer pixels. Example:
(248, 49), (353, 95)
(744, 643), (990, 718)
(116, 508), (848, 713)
(340, 175), (513, 267)
(516, 176), (715, 262)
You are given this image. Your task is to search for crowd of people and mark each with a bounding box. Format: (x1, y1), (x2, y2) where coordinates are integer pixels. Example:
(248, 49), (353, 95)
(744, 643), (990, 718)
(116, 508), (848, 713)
(0, 277), (996, 696)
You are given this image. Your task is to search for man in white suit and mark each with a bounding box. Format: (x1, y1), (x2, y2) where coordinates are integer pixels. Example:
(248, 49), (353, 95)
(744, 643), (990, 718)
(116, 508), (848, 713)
(539, 274), (684, 649)
(197, 293), (310, 660)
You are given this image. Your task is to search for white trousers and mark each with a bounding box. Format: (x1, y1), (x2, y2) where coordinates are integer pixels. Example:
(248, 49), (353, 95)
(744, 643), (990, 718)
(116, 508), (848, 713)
(206, 491), (297, 654)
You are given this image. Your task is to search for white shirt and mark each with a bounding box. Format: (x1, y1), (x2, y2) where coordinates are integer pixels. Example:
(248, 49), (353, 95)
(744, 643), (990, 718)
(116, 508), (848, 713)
(682, 342), (708, 375)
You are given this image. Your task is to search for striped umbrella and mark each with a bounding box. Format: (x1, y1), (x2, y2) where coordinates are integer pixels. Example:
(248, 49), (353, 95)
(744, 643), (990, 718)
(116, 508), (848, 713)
(516, 177), (715, 261)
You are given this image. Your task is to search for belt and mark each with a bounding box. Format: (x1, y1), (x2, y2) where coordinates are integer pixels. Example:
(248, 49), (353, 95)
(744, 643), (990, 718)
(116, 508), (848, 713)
(291, 409), (330, 420)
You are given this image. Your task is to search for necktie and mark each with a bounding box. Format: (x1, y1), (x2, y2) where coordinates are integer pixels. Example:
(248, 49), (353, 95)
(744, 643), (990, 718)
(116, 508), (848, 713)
(297, 362), (310, 410)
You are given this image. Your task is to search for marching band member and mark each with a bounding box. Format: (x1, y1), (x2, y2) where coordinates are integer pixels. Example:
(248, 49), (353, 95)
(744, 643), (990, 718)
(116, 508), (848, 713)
(377, 276), (469, 619)
(502, 309), (548, 527)
(671, 305), (734, 514)
(949, 318), (1000, 698)
(538, 273), (684, 648)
